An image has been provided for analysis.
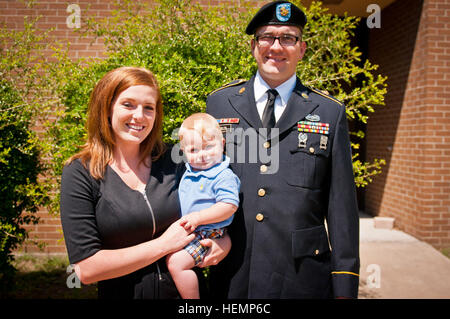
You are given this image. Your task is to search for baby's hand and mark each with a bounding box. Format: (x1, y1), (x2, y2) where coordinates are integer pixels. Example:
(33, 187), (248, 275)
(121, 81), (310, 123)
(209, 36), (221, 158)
(179, 213), (200, 232)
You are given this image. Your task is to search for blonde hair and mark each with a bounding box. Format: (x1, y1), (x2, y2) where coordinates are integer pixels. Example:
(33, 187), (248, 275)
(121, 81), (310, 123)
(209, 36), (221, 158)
(66, 66), (165, 179)
(178, 113), (222, 147)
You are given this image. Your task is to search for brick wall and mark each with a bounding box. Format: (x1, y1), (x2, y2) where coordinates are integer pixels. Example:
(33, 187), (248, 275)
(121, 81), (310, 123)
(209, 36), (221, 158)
(366, 0), (450, 249)
(1, 0), (111, 60)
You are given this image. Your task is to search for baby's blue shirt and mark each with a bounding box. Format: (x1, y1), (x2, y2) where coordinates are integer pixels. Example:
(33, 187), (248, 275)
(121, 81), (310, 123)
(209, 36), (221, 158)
(179, 156), (240, 231)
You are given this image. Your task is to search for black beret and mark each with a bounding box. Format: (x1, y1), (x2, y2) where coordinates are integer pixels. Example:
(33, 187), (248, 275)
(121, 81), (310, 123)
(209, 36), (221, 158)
(245, 1), (307, 35)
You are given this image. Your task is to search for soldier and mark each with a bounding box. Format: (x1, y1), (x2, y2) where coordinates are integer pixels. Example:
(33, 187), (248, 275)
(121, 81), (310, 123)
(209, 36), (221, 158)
(206, 1), (360, 298)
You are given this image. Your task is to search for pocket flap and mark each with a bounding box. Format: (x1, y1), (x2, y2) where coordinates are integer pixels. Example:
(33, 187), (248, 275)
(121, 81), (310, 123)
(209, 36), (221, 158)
(292, 225), (330, 258)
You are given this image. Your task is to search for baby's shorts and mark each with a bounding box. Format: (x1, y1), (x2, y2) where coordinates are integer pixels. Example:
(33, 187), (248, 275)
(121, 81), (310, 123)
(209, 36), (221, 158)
(184, 228), (225, 266)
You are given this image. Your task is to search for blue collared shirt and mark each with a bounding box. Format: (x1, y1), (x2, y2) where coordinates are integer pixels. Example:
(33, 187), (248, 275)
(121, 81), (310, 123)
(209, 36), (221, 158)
(179, 156), (240, 231)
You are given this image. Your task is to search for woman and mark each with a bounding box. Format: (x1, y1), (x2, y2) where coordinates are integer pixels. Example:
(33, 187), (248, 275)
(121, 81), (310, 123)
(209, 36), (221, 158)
(60, 66), (231, 299)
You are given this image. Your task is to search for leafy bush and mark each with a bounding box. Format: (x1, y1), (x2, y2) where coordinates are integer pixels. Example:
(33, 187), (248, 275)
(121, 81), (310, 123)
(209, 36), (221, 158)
(0, 17), (50, 289)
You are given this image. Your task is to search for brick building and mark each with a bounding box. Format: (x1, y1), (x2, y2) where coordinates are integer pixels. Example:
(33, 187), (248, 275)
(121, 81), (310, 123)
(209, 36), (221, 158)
(1, 0), (449, 254)
(365, 0), (450, 249)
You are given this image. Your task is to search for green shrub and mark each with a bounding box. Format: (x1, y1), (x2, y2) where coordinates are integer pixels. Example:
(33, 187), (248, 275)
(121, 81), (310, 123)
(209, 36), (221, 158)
(0, 17), (50, 289)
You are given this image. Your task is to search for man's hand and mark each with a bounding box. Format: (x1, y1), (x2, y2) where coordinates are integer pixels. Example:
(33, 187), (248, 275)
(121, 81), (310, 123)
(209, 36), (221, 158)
(197, 233), (231, 268)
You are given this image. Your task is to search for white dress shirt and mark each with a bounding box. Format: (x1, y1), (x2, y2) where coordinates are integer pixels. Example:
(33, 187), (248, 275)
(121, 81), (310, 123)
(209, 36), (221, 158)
(254, 71), (297, 123)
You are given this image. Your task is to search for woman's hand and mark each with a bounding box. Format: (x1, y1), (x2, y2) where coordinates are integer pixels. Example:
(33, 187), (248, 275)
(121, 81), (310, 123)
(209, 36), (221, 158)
(197, 232), (231, 268)
(158, 218), (196, 254)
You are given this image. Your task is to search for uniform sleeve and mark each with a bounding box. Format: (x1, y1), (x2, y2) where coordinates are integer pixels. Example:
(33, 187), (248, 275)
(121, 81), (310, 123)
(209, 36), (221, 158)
(60, 160), (102, 264)
(326, 105), (360, 298)
(213, 169), (241, 208)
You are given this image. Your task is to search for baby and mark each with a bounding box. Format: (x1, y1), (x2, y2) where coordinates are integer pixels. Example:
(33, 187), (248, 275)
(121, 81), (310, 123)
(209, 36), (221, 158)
(166, 113), (240, 299)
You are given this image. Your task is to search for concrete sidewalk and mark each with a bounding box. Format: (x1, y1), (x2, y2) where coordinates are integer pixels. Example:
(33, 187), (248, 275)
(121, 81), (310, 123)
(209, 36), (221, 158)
(358, 214), (450, 299)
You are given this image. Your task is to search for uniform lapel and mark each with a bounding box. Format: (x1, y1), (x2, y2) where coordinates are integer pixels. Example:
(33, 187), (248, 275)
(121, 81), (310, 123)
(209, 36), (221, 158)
(227, 76), (319, 140)
(228, 76), (263, 129)
(271, 78), (319, 140)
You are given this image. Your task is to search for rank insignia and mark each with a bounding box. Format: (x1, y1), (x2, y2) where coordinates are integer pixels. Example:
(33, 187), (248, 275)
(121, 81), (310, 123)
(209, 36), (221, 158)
(297, 121), (329, 135)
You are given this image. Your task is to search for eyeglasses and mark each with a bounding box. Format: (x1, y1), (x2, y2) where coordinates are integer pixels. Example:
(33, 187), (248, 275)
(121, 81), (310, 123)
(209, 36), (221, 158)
(255, 34), (300, 47)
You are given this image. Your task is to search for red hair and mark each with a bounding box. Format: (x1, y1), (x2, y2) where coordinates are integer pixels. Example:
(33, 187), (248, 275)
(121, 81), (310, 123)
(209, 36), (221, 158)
(67, 67), (165, 179)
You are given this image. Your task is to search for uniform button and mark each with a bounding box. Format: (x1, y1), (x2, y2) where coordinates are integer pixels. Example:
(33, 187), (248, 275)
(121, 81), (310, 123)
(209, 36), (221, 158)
(263, 141), (271, 149)
(258, 188), (266, 197)
(260, 165), (268, 173)
(256, 213), (264, 222)
(315, 249), (320, 255)
(309, 147), (315, 154)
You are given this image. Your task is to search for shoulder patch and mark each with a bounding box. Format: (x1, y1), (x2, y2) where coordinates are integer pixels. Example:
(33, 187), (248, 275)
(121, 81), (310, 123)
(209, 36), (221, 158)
(208, 79), (247, 96)
(310, 88), (343, 106)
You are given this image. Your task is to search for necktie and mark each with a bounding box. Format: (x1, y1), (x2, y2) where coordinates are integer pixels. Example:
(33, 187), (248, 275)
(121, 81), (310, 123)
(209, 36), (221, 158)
(261, 89), (278, 128)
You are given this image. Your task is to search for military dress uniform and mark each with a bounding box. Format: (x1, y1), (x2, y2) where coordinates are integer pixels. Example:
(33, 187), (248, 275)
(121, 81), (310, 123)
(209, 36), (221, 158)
(206, 76), (360, 298)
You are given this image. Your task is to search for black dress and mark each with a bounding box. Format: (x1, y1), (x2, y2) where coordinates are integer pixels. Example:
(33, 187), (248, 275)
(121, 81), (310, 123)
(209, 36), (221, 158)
(60, 149), (184, 299)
